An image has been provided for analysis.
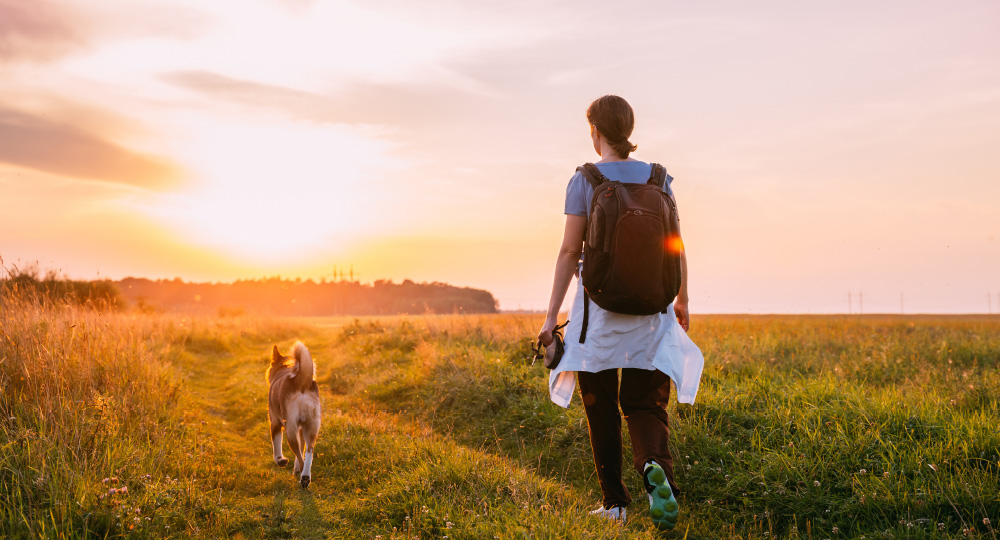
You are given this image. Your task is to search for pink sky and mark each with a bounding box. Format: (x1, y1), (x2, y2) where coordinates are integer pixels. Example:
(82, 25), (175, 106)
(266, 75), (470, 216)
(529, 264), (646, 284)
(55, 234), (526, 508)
(1, 0), (999, 313)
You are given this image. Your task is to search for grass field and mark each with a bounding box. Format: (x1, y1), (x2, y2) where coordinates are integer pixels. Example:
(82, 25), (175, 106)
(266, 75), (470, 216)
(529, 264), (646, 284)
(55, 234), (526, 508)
(2, 287), (999, 539)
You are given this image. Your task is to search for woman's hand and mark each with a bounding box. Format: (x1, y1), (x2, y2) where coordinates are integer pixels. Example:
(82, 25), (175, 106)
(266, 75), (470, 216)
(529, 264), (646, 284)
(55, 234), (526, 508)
(674, 299), (690, 332)
(537, 319), (557, 347)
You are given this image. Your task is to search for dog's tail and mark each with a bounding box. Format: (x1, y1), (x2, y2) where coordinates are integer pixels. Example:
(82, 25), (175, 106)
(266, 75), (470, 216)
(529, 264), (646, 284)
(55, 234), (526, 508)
(290, 341), (314, 391)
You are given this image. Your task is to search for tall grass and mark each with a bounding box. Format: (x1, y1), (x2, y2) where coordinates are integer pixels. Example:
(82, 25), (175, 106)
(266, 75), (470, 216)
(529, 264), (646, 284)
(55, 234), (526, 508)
(328, 314), (1000, 539)
(0, 262), (122, 310)
(3, 280), (997, 539)
(0, 279), (300, 538)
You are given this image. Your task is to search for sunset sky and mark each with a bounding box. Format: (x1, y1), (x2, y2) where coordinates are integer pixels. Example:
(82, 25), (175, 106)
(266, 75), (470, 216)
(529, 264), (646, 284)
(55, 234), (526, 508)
(2, 0), (999, 313)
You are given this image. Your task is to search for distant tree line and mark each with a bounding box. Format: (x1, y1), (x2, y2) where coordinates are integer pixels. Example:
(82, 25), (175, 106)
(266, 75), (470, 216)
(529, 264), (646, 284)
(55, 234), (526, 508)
(0, 267), (122, 309)
(117, 277), (499, 315)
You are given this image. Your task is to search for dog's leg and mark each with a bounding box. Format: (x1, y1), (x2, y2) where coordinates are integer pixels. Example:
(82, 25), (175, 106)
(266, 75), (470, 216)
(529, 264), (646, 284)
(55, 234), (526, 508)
(287, 424), (304, 477)
(271, 422), (288, 467)
(299, 420), (320, 488)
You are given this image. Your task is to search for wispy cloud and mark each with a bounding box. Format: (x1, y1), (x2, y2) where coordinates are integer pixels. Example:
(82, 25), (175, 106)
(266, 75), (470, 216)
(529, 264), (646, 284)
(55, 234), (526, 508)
(0, 0), (82, 63)
(0, 107), (181, 189)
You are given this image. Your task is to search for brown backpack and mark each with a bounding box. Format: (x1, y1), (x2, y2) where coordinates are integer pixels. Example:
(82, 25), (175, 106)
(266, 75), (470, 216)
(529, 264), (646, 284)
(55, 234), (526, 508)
(578, 162), (682, 342)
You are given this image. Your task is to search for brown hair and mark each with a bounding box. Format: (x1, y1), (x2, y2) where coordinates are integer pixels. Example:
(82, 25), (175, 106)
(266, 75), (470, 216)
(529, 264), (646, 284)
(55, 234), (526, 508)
(586, 95), (637, 159)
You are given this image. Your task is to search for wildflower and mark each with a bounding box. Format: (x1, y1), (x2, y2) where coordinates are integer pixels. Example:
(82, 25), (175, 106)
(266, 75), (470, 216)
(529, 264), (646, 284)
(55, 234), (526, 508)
(883, 472), (889, 477)
(985, 518), (991, 525)
(120, 486), (128, 495)
(832, 526), (839, 534)
(859, 469), (867, 474)
(102, 478), (110, 484)
(814, 481), (821, 487)
(446, 522), (454, 529)
(963, 529), (970, 536)
(109, 488), (118, 495)
(938, 523), (945, 531)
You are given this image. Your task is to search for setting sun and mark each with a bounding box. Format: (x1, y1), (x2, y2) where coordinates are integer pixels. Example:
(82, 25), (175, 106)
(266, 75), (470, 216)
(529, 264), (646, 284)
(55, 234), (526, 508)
(147, 120), (398, 261)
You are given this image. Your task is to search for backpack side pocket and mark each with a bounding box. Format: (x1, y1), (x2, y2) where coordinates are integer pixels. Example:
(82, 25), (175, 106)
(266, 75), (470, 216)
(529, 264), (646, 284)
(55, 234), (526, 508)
(587, 205), (605, 251)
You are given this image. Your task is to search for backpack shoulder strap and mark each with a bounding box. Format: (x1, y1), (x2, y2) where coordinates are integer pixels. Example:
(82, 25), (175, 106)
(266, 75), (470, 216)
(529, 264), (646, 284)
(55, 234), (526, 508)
(577, 162), (609, 189)
(647, 163), (667, 188)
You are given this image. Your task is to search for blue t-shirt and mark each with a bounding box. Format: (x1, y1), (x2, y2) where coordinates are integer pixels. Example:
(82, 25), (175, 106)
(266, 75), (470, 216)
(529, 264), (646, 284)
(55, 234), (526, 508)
(564, 160), (674, 217)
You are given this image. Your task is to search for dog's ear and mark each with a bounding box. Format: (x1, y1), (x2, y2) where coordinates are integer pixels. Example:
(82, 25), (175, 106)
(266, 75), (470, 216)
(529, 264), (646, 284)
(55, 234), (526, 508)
(271, 344), (283, 363)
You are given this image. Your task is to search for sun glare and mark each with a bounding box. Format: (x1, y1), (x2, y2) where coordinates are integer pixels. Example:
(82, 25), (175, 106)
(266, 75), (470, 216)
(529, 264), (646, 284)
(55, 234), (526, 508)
(147, 120), (397, 262)
(665, 236), (685, 254)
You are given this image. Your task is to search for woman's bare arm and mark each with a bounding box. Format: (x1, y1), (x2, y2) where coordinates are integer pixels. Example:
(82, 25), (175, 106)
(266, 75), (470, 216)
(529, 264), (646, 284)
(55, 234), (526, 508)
(671, 193), (690, 331)
(537, 214), (586, 346)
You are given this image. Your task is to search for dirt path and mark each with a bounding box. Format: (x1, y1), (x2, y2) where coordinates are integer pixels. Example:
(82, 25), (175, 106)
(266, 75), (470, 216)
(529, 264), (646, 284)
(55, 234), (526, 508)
(170, 324), (643, 539)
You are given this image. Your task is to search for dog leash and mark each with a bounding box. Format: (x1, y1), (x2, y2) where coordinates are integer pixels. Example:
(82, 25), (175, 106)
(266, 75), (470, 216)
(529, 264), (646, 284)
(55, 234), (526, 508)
(531, 320), (569, 366)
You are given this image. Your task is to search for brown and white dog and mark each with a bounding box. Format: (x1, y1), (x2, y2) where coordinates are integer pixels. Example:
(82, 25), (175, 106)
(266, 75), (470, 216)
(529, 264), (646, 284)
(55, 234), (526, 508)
(267, 341), (321, 488)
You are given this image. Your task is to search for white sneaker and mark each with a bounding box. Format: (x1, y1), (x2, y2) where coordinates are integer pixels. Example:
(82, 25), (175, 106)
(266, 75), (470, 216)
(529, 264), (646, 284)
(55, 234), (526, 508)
(589, 505), (626, 524)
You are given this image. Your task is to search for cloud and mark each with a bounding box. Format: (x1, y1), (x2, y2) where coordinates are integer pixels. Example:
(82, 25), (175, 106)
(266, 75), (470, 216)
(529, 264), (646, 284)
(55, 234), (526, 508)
(0, 107), (181, 189)
(0, 0), (83, 62)
(161, 70), (345, 122)
(0, 0), (211, 63)
(160, 69), (472, 128)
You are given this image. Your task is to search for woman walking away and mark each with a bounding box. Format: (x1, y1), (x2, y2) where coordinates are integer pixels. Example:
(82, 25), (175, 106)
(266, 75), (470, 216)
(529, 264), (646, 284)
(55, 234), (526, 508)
(537, 95), (704, 530)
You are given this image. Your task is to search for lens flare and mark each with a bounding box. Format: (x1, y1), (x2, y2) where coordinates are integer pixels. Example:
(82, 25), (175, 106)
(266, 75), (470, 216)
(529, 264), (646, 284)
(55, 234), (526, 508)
(665, 236), (685, 254)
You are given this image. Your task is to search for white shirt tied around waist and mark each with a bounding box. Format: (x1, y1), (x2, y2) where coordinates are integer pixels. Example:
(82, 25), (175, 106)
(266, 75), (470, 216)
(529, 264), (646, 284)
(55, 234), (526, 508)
(548, 268), (704, 408)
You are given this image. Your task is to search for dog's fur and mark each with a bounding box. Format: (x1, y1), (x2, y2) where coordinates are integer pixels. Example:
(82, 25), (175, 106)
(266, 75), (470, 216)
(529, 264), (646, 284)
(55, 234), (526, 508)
(267, 341), (321, 488)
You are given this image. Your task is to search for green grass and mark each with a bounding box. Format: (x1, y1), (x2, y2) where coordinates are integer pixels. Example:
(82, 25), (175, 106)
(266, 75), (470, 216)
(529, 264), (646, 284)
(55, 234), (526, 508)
(2, 284), (998, 539)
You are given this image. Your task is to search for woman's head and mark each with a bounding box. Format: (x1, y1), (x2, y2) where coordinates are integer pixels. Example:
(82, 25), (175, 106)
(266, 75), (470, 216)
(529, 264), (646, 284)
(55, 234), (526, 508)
(586, 95), (637, 159)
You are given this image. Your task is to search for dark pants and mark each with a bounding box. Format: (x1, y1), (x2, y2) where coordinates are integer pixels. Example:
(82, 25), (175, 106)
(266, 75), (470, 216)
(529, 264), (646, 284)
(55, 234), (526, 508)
(577, 368), (678, 509)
